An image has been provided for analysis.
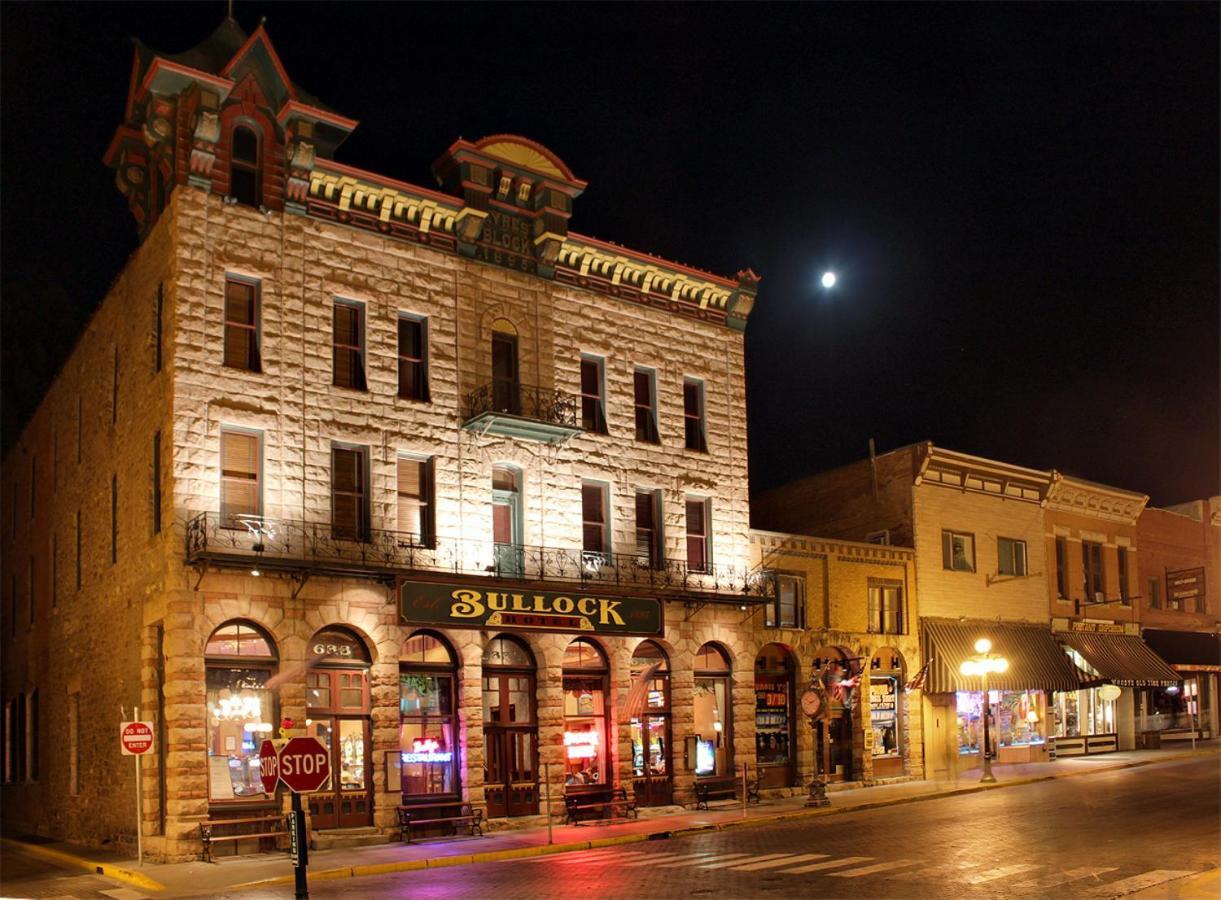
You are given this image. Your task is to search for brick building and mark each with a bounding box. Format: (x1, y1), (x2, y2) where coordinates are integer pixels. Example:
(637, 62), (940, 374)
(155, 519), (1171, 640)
(0, 20), (782, 860)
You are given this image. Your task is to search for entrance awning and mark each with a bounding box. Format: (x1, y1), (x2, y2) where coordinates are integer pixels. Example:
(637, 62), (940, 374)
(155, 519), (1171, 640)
(1056, 631), (1181, 687)
(1141, 630), (1221, 674)
(921, 618), (1082, 693)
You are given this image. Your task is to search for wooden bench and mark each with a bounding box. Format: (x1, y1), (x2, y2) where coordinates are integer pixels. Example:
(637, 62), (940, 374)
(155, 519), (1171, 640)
(564, 786), (638, 825)
(694, 779), (740, 810)
(397, 802), (483, 844)
(199, 814), (289, 863)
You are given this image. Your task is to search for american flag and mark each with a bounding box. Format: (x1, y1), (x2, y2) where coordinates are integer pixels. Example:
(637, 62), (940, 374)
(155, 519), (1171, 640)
(624, 662), (662, 718)
(905, 658), (932, 692)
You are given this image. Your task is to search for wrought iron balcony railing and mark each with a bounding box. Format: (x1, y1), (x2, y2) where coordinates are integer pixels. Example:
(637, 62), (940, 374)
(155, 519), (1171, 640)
(185, 512), (775, 601)
(461, 381), (581, 443)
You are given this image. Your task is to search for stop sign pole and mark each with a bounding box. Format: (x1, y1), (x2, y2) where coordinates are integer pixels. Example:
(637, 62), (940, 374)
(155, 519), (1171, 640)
(260, 736), (329, 900)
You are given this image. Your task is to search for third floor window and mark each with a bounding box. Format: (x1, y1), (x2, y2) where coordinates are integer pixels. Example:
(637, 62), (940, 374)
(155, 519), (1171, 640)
(1082, 540), (1104, 600)
(997, 537), (1027, 576)
(223, 277), (261, 372)
(941, 530), (975, 572)
(333, 301), (367, 391)
(683, 378), (708, 452)
(633, 368), (659, 443)
(579, 356), (608, 434)
(397, 315), (429, 401)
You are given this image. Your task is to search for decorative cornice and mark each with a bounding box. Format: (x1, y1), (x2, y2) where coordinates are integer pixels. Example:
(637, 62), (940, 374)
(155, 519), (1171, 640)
(1046, 471), (1148, 524)
(916, 444), (1050, 504)
(750, 529), (915, 562)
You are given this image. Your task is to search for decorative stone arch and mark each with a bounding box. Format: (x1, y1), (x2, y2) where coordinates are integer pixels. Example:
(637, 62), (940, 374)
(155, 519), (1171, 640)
(300, 608), (383, 666)
(201, 598), (287, 655)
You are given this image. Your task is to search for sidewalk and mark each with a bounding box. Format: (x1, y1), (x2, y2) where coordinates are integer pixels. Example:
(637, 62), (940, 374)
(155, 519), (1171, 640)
(5, 743), (1216, 897)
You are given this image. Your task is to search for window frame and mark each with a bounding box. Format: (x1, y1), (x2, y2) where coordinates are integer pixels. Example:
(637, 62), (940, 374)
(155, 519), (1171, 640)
(396, 454), (435, 547)
(682, 377), (708, 452)
(222, 275), (262, 373)
(997, 536), (1027, 577)
(1147, 576), (1160, 609)
(685, 496), (712, 574)
(399, 630), (460, 803)
(219, 427), (263, 526)
(1117, 546), (1130, 604)
(1055, 536), (1069, 599)
(332, 299), (368, 391)
(331, 443), (371, 541)
(579, 355), (608, 434)
(766, 573), (805, 629)
(1082, 540), (1105, 600)
(581, 480), (611, 558)
(635, 489), (664, 569)
(633, 367), (660, 444)
(397, 314), (430, 402)
(867, 581), (905, 635)
(941, 529), (976, 572)
(205, 621), (279, 805)
(229, 123), (263, 208)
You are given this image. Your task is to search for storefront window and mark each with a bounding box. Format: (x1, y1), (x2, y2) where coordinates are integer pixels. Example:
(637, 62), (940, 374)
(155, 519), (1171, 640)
(1055, 689), (1115, 737)
(400, 631), (458, 799)
(870, 676), (900, 757)
(755, 644), (795, 770)
(957, 690), (1046, 754)
(630, 640), (672, 799)
(205, 621), (277, 802)
(694, 642), (732, 777)
(562, 639), (608, 787)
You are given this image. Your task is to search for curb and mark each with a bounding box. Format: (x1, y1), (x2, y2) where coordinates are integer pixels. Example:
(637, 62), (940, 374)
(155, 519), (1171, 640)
(0, 836), (165, 893)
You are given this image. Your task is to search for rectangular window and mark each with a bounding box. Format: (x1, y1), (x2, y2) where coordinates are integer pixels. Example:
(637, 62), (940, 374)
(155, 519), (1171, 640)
(997, 537), (1027, 576)
(1148, 577), (1160, 609)
(635, 490), (663, 569)
(685, 497), (711, 573)
(579, 356), (608, 434)
(397, 315), (429, 401)
(766, 574), (804, 628)
(633, 368), (660, 443)
(941, 530), (975, 572)
(74, 509), (82, 591)
(1055, 537), (1069, 599)
(683, 378), (708, 452)
(396, 455), (435, 546)
(154, 283), (164, 373)
(1118, 547), (1130, 604)
(868, 583), (904, 634)
(332, 445), (369, 541)
(151, 431), (162, 535)
(333, 300), (367, 390)
(110, 475), (118, 566)
(223, 277), (261, 371)
(581, 481), (610, 556)
(1082, 541), (1104, 600)
(68, 692), (80, 795)
(112, 347), (119, 426)
(220, 429), (261, 525)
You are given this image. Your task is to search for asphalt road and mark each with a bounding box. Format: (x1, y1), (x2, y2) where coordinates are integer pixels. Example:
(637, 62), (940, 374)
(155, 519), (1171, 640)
(277, 756), (1219, 900)
(0, 842), (139, 899)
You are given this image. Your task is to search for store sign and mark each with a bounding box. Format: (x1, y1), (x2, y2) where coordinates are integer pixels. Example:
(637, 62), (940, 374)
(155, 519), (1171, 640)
(870, 678), (896, 712)
(563, 731), (599, 760)
(402, 738), (452, 764)
(1166, 568), (1205, 608)
(1069, 621), (1126, 634)
(400, 581), (664, 637)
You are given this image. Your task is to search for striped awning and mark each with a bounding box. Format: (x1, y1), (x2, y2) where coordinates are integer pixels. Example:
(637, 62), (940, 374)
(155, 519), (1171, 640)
(921, 617), (1082, 693)
(1057, 631), (1181, 687)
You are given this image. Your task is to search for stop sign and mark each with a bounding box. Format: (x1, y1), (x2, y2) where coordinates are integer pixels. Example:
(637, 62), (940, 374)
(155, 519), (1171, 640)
(258, 739), (281, 793)
(277, 737), (330, 793)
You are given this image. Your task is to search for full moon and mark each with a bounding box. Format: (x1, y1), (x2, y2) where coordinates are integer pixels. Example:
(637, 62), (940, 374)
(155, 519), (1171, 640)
(821, 271), (837, 288)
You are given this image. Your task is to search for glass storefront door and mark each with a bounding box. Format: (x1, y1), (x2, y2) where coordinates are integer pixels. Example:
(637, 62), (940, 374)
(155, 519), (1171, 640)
(305, 628), (373, 830)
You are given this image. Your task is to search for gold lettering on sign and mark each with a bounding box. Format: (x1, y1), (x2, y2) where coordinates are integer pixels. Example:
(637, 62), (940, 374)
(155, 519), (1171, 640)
(450, 589), (485, 618)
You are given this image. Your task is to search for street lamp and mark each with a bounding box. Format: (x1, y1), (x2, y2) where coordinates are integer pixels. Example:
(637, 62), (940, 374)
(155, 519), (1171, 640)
(960, 638), (1009, 783)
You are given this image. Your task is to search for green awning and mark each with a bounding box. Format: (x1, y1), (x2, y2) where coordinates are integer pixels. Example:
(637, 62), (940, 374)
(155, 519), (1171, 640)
(1057, 631), (1181, 687)
(921, 617), (1082, 693)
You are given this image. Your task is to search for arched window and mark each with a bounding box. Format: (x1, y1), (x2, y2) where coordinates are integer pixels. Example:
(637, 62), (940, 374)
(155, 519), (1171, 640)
(400, 631), (459, 801)
(230, 124), (262, 207)
(694, 642), (732, 778)
(305, 627), (373, 828)
(630, 641), (673, 805)
(205, 621), (277, 803)
(562, 639), (608, 789)
(755, 643), (797, 787)
(869, 647), (907, 774)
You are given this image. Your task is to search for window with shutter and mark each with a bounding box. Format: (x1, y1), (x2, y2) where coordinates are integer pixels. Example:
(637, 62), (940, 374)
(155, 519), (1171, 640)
(634, 369), (659, 443)
(685, 497), (710, 573)
(635, 490), (662, 569)
(397, 456), (434, 546)
(333, 302), (367, 390)
(582, 481), (609, 555)
(220, 430), (260, 525)
(223, 278), (261, 372)
(683, 378), (707, 452)
(580, 357), (607, 433)
(332, 445), (368, 540)
(398, 315), (429, 400)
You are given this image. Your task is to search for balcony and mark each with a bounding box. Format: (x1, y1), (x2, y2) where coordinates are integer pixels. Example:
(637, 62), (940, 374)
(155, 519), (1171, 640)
(461, 381), (582, 443)
(185, 512), (775, 605)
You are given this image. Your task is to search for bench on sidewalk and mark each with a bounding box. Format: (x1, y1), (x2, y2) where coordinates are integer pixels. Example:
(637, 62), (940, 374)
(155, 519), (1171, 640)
(564, 785), (638, 825)
(397, 802), (483, 844)
(199, 814), (289, 862)
(695, 778), (759, 810)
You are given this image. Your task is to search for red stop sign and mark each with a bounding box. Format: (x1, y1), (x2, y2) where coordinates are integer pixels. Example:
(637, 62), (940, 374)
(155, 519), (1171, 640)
(258, 739), (280, 793)
(277, 737), (330, 793)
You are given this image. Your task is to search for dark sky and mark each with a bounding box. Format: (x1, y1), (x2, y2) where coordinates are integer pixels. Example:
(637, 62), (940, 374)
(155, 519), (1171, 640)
(3, 3), (1217, 506)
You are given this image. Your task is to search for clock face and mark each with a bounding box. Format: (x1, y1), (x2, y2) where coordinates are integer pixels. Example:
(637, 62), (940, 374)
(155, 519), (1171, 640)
(800, 690), (822, 717)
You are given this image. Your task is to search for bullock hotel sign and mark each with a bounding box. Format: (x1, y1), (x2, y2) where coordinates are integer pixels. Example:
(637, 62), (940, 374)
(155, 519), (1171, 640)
(400, 581), (664, 637)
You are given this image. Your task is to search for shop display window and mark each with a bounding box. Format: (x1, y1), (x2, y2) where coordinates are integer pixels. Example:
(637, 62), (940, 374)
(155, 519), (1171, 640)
(870, 676), (900, 757)
(755, 644), (795, 768)
(205, 621), (277, 802)
(562, 639), (608, 787)
(956, 690), (1046, 754)
(1055, 688), (1115, 737)
(694, 642), (732, 777)
(400, 631), (459, 799)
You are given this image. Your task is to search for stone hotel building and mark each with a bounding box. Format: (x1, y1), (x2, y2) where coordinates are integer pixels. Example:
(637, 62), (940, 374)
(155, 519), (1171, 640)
(0, 20), (788, 860)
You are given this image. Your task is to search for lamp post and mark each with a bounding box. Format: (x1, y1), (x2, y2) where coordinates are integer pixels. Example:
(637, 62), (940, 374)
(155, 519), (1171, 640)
(960, 638), (1009, 783)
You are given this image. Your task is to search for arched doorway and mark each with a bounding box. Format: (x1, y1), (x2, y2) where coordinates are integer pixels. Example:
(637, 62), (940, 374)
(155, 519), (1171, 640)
(811, 645), (859, 783)
(693, 642), (733, 779)
(306, 627), (373, 829)
(482, 635), (538, 817)
(755, 643), (797, 789)
(630, 640), (673, 805)
(562, 639), (610, 789)
(205, 621), (278, 806)
(492, 465), (523, 576)
(869, 647), (907, 778)
(399, 631), (460, 804)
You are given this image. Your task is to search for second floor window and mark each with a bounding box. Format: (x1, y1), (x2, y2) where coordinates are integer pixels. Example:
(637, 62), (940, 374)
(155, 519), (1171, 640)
(1147, 577), (1160, 609)
(220, 429), (260, 524)
(230, 124), (261, 207)
(1117, 546), (1130, 604)
(398, 315), (429, 401)
(1082, 541), (1104, 600)
(582, 481), (609, 557)
(766, 574), (804, 628)
(579, 356), (607, 433)
(997, 537), (1027, 576)
(635, 490), (662, 568)
(683, 378), (708, 452)
(634, 368), (659, 443)
(396, 456), (434, 546)
(941, 530), (975, 572)
(868, 582), (904, 634)
(685, 497), (711, 573)
(332, 445), (369, 541)
(333, 301), (367, 390)
(1055, 537), (1069, 598)
(223, 277), (261, 372)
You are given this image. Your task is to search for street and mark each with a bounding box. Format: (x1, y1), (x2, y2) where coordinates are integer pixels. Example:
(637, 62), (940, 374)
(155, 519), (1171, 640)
(251, 756), (1217, 900)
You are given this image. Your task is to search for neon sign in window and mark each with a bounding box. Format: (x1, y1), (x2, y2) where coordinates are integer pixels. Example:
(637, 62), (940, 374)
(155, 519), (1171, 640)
(564, 730), (599, 760)
(401, 737), (453, 764)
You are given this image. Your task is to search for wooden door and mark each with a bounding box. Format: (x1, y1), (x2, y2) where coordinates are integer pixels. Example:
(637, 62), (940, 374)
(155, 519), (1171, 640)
(631, 714), (673, 806)
(482, 669), (538, 817)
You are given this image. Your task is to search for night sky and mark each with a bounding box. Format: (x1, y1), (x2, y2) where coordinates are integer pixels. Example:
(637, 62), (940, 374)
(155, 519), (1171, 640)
(2, 3), (1217, 506)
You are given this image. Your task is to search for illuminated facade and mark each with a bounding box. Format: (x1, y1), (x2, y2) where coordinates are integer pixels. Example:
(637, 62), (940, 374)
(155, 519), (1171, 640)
(0, 19), (780, 860)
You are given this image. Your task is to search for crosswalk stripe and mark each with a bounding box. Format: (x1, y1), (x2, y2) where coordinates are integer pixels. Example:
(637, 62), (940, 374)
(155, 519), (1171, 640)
(965, 863), (1041, 884)
(699, 852), (797, 869)
(520, 850), (648, 864)
(778, 856), (873, 875)
(620, 851), (717, 868)
(1086, 870), (1195, 895)
(654, 853), (744, 868)
(831, 859), (920, 878)
(1014, 866), (1117, 889)
(891, 861), (981, 880)
(729, 853), (830, 872)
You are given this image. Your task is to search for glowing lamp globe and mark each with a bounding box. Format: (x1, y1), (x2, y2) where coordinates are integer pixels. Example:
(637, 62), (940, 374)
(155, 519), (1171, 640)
(974, 638), (992, 654)
(821, 271), (837, 289)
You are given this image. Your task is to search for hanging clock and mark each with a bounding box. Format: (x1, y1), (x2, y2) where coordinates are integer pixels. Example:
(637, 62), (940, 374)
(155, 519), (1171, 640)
(800, 689), (823, 718)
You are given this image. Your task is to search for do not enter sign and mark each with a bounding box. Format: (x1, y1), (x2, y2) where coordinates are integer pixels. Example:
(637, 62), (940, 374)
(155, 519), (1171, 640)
(264, 736), (330, 793)
(120, 721), (155, 756)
